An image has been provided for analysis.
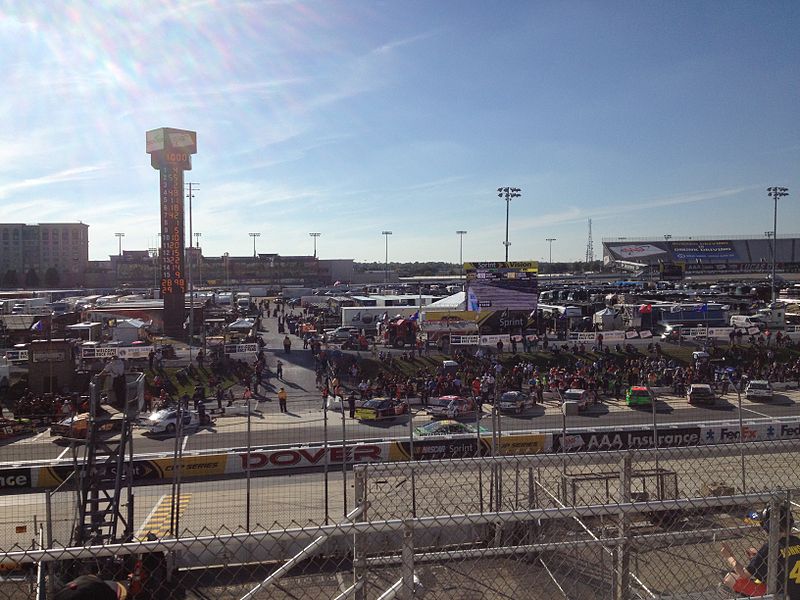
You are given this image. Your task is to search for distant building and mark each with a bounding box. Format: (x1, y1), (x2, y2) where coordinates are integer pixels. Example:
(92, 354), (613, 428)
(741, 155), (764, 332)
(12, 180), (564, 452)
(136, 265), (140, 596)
(0, 222), (89, 287)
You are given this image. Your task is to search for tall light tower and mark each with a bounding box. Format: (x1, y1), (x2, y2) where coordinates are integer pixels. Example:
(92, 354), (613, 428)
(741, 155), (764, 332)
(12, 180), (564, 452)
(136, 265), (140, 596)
(114, 232), (125, 256)
(381, 231), (392, 284)
(309, 232), (321, 258)
(249, 232), (261, 257)
(194, 232), (202, 286)
(546, 238), (557, 264)
(767, 186), (789, 303)
(456, 230), (467, 280)
(497, 187), (521, 261)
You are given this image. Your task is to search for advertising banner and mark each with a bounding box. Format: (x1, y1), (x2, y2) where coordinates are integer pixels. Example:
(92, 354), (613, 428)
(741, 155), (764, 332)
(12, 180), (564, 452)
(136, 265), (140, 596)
(553, 427), (702, 452)
(686, 327), (733, 339)
(0, 468), (32, 491)
(4, 350), (28, 362)
(235, 443), (388, 472)
(479, 334), (511, 346)
(450, 335), (480, 345)
(670, 240), (738, 261)
(420, 311), (480, 333)
(607, 244), (667, 260)
(465, 261), (538, 312)
(224, 343), (259, 356)
(389, 438), (487, 461)
(81, 346), (154, 359)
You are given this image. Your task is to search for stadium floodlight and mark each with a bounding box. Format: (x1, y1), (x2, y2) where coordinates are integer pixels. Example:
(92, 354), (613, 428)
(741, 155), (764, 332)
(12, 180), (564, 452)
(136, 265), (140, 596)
(497, 187), (521, 261)
(766, 186), (789, 303)
(546, 238), (557, 264)
(382, 231), (392, 284)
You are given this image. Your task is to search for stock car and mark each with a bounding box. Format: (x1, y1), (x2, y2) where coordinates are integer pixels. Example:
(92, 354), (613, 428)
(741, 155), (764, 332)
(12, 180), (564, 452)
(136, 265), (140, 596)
(427, 395), (479, 419)
(625, 386), (653, 407)
(687, 383), (716, 406)
(354, 398), (409, 422)
(562, 389), (589, 411)
(0, 417), (35, 440)
(413, 420), (487, 437)
(497, 391), (535, 413)
(139, 408), (201, 435)
(744, 380), (774, 401)
(50, 413), (123, 440)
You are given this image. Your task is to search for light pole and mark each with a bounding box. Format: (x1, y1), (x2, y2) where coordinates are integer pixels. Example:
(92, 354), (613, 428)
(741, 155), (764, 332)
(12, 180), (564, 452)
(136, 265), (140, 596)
(664, 234), (672, 242)
(194, 233), (202, 286)
(546, 238), (556, 264)
(223, 252), (230, 287)
(114, 232), (125, 256)
(766, 186), (789, 303)
(497, 187), (521, 262)
(309, 232), (321, 258)
(249, 232), (260, 258)
(382, 231), (392, 284)
(456, 230), (467, 281)
(149, 248), (158, 292)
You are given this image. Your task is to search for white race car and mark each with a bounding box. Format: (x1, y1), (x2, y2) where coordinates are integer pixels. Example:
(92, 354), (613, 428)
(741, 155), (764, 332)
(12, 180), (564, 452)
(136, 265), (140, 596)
(140, 408), (200, 435)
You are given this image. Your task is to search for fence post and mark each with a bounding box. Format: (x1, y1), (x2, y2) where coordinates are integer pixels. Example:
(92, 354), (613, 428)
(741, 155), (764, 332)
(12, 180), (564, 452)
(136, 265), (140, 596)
(400, 520), (415, 600)
(353, 467), (368, 600)
(766, 494), (782, 597)
(615, 453), (632, 600)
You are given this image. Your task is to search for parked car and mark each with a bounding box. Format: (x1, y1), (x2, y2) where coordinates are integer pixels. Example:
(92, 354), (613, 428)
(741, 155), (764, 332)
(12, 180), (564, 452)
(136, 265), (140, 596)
(687, 383), (716, 406)
(140, 408), (201, 435)
(427, 395), (478, 419)
(744, 380), (773, 401)
(562, 389), (589, 411)
(497, 391), (534, 413)
(354, 398), (408, 421)
(625, 386), (653, 407)
(325, 327), (357, 343)
(413, 420), (486, 437)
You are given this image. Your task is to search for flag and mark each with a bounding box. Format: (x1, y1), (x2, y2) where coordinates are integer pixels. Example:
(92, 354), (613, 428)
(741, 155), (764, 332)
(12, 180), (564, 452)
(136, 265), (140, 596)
(638, 304), (652, 314)
(408, 310), (419, 321)
(697, 304), (708, 313)
(30, 320), (44, 332)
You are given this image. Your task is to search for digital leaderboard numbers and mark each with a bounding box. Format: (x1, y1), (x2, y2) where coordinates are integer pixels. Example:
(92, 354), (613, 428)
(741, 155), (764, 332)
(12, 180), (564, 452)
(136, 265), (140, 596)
(159, 165), (186, 296)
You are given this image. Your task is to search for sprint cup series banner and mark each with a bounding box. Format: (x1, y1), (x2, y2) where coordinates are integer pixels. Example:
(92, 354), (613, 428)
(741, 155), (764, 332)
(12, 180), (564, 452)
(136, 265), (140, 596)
(464, 261), (538, 313)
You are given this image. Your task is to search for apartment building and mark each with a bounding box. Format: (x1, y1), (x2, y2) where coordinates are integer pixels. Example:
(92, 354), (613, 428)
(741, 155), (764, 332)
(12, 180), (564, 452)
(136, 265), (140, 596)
(0, 223), (89, 287)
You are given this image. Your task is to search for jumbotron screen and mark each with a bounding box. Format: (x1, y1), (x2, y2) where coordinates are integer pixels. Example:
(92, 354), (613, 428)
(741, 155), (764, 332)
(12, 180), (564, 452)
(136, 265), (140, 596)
(464, 261), (538, 312)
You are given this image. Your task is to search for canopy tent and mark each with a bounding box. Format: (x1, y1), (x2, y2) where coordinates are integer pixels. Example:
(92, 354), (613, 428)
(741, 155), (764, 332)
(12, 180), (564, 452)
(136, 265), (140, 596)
(593, 308), (622, 331)
(425, 291), (465, 311)
(227, 318), (256, 331)
(66, 322), (102, 341)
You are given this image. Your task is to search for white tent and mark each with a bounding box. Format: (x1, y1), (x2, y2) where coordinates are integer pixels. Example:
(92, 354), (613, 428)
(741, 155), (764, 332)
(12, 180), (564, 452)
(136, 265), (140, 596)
(113, 318), (148, 344)
(592, 308), (622, 331)
(424, 291), (465, 311)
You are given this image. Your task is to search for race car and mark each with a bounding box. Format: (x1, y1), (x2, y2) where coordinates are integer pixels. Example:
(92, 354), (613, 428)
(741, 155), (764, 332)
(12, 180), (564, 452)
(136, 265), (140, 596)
(139, 408), (202, 435)
(687, 383), (716, 406)
(497, 391), (535, 413)
(427, 395), (478, 419)
(744, 380), (773, 401)
(413, 420), (486, 437)
(0, 417), (35, 439)
(354, 398), (409, 422)
(561, 389), (589, 411)
(625, 386), (653, 407)
(50, 413), (123, 440)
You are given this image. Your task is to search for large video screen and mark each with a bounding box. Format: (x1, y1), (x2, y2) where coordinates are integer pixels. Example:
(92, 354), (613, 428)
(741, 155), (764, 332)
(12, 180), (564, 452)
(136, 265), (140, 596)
(464, 261), (538, 312)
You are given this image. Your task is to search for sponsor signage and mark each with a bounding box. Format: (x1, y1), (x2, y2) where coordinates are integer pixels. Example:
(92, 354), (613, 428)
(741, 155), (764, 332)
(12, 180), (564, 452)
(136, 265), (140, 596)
(31, 351), (65, 363)
(451, 335), (480, 345)
(553, 427), (702, 452)
(0, 469), (31, 490)
(479, 334), (511, 346)
(567, 331), (627, 342)
(5, 350), (28, 362)
(465, 261), (538, 313)
(389, 438), (487, 461)
(238, 444), (386, 471)
(608, 244), (666, 259)
(224, 343), (259, 356)
(686, 327), (733, 339)
(671, 240), (738, 261)
(81, 346), (154, 359)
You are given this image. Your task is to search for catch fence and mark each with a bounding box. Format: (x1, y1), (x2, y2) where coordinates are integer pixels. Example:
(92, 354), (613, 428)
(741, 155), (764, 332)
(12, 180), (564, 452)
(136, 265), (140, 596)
(1, 439), (799, 599)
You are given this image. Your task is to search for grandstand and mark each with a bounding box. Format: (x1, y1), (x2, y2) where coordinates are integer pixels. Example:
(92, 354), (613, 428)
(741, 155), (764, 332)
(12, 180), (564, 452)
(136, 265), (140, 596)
(602, 235), (800, 276)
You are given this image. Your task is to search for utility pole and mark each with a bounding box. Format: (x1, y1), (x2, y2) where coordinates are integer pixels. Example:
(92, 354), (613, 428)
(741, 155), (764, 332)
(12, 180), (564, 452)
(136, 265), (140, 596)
(186, 182), (198, 360)
(194, 232), (202, 286)
(114, 233), (125, 286)
(114, 232), (125, 256)
(497, 187), (521, 262)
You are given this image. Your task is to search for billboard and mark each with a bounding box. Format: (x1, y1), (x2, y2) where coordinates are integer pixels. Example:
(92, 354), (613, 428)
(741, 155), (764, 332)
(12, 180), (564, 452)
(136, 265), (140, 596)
(464, 261), (538, 312)
(670, 240), (738, 261)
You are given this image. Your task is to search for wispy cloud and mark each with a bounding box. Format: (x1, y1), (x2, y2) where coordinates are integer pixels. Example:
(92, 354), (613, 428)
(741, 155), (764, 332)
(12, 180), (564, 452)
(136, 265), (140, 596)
(0, 164), (107, 199)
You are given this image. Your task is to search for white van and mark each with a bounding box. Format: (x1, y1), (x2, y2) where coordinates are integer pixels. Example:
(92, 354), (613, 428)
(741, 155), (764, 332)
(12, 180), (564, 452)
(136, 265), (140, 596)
(730, 315), (762, 329)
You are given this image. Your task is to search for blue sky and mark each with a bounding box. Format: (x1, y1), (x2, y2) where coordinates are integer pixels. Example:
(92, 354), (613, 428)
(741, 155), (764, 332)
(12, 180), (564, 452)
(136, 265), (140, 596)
(1, 1), (798, 264)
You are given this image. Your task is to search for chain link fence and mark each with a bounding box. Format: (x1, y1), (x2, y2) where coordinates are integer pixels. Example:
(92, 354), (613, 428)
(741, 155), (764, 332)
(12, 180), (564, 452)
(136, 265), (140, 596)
(1, 439), (798, 599)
